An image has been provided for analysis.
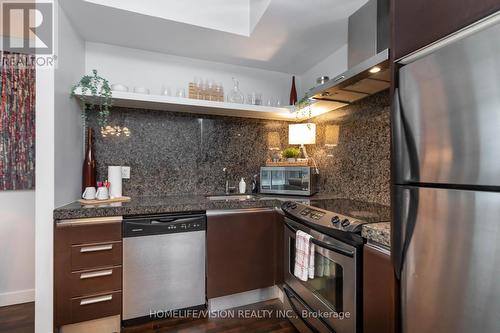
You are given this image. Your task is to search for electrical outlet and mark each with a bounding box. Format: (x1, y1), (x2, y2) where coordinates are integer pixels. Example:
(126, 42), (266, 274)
(121, 166), (131, 179)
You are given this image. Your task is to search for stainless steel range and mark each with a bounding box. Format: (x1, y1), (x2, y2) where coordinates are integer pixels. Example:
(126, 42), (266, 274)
(281, 200), (389, 333)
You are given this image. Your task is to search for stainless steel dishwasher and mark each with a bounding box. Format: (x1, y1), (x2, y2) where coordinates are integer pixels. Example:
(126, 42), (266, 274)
(122, 213), (206, 324)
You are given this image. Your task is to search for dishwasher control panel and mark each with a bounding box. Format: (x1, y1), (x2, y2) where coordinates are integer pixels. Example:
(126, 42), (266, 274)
(123, 213), (206, 237)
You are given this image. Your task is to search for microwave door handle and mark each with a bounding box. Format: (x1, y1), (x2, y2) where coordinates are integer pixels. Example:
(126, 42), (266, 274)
(285, 222), (354, 258)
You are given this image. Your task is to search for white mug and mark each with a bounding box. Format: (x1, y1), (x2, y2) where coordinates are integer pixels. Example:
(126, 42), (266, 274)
(96, 187), (109, 201)
(82, 187), (97, 200)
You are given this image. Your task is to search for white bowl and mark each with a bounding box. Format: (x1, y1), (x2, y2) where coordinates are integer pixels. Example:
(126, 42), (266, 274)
(133, 87), (150, 94)
(111, 84), (129, 92)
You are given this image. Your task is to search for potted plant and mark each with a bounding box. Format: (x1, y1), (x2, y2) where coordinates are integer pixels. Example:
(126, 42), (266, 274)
(71, 69), (113, 127)
(282, 147), (301, 162)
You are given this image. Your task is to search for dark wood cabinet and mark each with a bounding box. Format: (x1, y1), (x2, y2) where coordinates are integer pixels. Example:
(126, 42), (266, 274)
(363, 243), (397, 333)
(207, 209), (283, 299)
(54, 217), (123, 327)
(393, 0), (500, 59)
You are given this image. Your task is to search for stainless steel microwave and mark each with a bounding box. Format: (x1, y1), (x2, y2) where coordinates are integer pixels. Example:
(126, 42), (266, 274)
(260, 166), (319, 196)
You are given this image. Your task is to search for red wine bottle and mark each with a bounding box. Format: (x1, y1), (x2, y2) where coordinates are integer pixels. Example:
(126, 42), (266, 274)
(82, 127), (96, 191)
(289, 76), (297, 106)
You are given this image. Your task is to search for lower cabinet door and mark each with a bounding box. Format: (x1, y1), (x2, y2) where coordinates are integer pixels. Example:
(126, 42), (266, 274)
(207, 209), (281, 298)
(363, 244), (396, 333)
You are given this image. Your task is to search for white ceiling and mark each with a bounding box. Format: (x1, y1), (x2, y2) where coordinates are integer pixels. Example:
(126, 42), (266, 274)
(82, 0), (271, 36)
(60, 0), (368, 74)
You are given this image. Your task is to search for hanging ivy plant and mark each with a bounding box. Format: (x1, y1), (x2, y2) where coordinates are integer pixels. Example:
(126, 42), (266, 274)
(70, 69), (112, 127)
(295, 93), (313, 120)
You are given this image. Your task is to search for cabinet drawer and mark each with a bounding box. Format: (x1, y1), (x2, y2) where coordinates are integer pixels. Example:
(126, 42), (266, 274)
(58, 216), (122, 245)
(70, 291), (122, 324)
(71, 241), (122, 271)
(69, 266), (122, 297)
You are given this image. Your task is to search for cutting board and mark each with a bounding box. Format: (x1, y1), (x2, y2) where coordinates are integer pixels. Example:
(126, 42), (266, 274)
(78, 196), (131, 205)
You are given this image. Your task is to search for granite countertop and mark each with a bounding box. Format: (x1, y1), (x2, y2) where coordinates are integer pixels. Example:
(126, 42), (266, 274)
(54, 194), (391, 248)
(53, 193), (341, 221)
(361, 222), (391, 248)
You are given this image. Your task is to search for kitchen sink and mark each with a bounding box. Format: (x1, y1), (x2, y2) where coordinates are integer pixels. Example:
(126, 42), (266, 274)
(207, 195), (257, 201)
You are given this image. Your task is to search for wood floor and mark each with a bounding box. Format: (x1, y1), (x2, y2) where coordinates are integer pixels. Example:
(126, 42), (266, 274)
(0, 302), (34, 333)
(123, 299), (298, 333)
(0, 299), (297, 333)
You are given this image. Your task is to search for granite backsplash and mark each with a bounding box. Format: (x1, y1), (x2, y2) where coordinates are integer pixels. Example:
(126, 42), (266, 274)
(87, 109), (289, 196)
(307, 91), (391, 206)
(87, 91), (390, 205)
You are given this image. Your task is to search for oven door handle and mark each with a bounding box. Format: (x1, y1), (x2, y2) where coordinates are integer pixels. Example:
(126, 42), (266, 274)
(285, 222), (355, 258)
(283, 287), (335, 333)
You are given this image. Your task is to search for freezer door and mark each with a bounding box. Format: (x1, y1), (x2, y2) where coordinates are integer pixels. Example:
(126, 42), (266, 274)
(394, 20), (500, 186)
(394, 186), (500, 333)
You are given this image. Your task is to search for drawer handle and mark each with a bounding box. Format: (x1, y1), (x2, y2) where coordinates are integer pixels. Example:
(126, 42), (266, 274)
(80, 244), (113, 253)
(80, 294), (113, 306)
(80, 269), (113, 280)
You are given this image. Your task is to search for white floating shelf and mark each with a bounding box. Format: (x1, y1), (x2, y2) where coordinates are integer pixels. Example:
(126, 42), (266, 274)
(74, 90), (299, 121)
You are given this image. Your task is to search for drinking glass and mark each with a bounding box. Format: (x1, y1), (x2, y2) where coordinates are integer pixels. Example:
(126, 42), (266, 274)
(176, 88), (186, 98)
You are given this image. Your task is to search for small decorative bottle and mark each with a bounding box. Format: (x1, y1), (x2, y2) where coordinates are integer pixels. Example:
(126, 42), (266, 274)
(228, 77), (245, 104)
(82, 127), (96, 191)
(289, 76), (297, 106)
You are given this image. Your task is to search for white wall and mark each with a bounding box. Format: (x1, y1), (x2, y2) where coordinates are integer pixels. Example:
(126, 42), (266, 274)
(35, 58), (54, 333)
(0, 1), (36, 308)
(298, 44), (348, 98)
(85, 42), (294, 106)
(36, 1), (85, 332)
(54, 3), (85, 207)
(0, 191), (35, 306)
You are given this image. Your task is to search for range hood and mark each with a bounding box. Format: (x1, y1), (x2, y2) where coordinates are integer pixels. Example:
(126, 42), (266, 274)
(309, 0), (390, 104)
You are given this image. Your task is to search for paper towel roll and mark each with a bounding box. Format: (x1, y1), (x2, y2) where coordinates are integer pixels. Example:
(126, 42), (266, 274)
(108, 166), (122, 198)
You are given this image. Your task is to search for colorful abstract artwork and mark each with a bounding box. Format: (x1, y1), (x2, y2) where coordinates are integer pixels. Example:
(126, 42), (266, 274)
(0, 52), (36, 190)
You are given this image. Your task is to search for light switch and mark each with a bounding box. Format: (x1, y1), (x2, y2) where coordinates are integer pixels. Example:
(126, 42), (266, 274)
(121, 166), (131, 179)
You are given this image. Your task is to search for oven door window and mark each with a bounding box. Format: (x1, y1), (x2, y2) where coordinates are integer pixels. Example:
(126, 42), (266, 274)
(290, 241), (344, 311)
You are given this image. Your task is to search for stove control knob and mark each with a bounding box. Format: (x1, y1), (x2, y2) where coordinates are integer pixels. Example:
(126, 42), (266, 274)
(341, 219), (350, 227)
(331, 216), (340, 224)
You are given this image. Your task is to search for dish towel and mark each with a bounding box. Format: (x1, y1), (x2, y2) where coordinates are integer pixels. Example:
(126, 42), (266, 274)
(294, 230), (315, 281)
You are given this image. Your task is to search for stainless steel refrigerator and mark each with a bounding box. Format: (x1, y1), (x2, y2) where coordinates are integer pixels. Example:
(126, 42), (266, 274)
(392, 13), (500, 333)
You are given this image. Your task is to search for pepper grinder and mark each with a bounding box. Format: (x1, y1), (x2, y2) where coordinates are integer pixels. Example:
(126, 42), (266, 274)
(251, 174), (260, 194)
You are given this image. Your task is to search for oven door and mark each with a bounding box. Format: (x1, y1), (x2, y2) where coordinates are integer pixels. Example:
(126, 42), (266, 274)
(284, 218), (359, 333)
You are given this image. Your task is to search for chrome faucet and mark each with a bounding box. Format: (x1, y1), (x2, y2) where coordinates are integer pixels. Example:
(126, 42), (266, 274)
(223, 168), (230, 194)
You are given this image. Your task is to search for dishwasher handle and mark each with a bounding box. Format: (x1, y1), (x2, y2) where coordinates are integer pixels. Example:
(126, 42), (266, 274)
(123, 215), (206, 237)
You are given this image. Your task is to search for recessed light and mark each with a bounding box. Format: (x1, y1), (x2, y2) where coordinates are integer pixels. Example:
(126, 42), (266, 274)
(369, 66), (381, 74)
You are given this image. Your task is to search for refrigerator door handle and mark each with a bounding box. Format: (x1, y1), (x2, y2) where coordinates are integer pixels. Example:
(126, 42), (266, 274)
(393, 186), (419, 279)
(392, 88), (405, 183)
(393, 87), (420, 183)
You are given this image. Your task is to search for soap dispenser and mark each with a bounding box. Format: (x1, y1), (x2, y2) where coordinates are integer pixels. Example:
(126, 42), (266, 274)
(239, 178), (246, 194)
